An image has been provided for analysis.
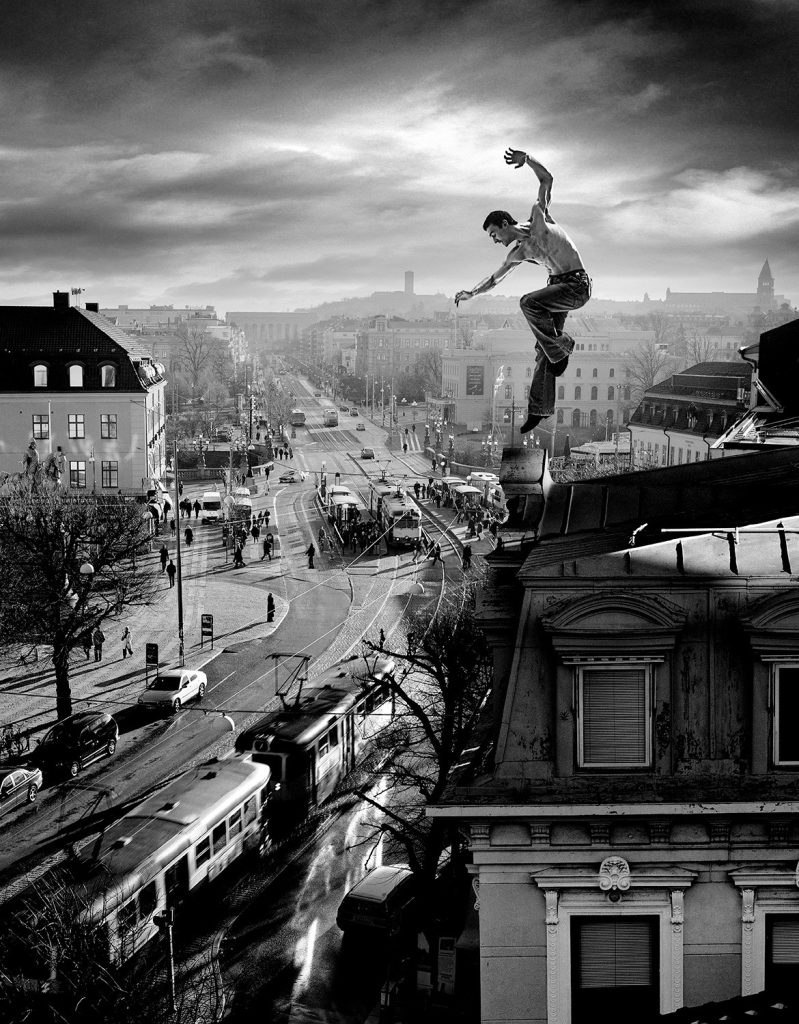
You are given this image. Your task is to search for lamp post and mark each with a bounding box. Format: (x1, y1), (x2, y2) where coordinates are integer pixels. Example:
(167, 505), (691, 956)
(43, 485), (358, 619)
(173, 441), (184, 666)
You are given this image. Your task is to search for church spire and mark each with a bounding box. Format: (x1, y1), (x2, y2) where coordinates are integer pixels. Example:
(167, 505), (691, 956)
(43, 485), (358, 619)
(758, 259), (774, 299)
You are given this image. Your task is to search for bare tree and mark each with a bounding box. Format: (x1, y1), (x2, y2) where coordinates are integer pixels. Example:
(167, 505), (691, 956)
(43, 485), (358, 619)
(624, 339), (675, 401)
(177, 325), (214, 395)
(344, 583), (492, 935)
(0, 489), (159, 719)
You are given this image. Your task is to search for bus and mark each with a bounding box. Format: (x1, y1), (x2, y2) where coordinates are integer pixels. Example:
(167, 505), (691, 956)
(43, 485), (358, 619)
(75, 759), (271, 963)
(289, 408), (306, 427)
(323, 408), (339, 427)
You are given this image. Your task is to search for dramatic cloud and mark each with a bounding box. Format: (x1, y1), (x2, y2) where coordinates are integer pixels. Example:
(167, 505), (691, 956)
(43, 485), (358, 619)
(0, 0), (796, 311)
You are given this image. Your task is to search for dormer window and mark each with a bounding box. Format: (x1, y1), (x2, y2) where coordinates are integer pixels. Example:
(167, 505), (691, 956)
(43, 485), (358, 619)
(33, 364), (48, 387)
(100, 364), (117, 388)
(69, 364), (84, 388)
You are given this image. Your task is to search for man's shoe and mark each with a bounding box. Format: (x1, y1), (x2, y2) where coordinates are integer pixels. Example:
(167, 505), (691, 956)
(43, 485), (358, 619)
(520, 414), (543, 434)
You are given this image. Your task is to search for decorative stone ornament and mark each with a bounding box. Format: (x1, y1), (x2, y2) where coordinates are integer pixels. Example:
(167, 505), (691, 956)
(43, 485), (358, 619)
(598, 856), (631, 892)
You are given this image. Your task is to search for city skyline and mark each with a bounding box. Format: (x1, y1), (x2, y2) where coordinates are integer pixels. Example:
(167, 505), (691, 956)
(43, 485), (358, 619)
(1, 0), (796, 313)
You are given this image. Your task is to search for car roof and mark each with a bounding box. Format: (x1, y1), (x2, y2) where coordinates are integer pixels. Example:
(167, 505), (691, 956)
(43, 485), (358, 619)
(156, 669), (192, 681)
(347, 865), (413, 901)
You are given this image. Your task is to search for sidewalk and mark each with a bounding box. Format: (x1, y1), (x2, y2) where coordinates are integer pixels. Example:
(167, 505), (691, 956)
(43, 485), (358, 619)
(0, 481), (289, 739)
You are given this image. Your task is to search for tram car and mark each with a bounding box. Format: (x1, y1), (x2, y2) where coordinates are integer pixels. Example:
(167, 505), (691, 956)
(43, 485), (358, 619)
(75, 759), (271, 963)
(328, 489), (365, 530)
(289, 408), (306, 427)
(236, 654), (396, 810)
(369, 478), (395, 515)
(486, 482), (509, 523)
(322, 407), (339, 427)
(450, 484), (484, 512)
(380, 494), (422, 547)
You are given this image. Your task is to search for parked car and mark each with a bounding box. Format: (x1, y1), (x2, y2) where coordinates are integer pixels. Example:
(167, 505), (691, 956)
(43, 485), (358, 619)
(138, 669), (207, 714)
(356, 422), (366, 431)
(279, 468), (303, 483)
(313, 391), (322, 397)
(32, 711), (118, 779)
(0, 766), (43, 814)
(350, 408), (359, 416)
(360, 447), (375, 459)
(339, 405), (349, 412)
(336, 865), (417, 937)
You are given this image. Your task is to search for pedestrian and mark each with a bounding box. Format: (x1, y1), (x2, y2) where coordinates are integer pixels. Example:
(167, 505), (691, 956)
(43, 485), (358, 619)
(121, 625), (133, 659)
(489, 520), (498, 539)
(159, 543), (169, 573)
(193, 499), (201, 519)
(288, 447), (293, 459)
(403, 442), (408, 454)
(462, 544), (473, 571)
(306, 542), (315, 569)
(412, 537), (422, 563)
(166, 559), (176, 587)
(261, 537), (272, 561)
(185, 526), (193, 547)
(80, 627), (92, 660)
(233, 544), (245, 568)
(412, 424), (416, 434)
(251, 522), (261, 545)
(266, 592), (275, 623)
(476, 520), (484, 539)
(435, 492), (442, 509)
(429, 541), (442, 564)
(455, 146), (590, 434)
(170, 517), (176, 537)
(179, 481), (184, 497)
(351, 533), (359, 554)
(92, 625), (105, 662)
(414, 481), (421, 500)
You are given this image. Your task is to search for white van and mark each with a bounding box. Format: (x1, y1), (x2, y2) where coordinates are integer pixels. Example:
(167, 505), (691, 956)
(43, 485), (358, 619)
(336, 865), (416, 937)
(200, 490), (223, 523)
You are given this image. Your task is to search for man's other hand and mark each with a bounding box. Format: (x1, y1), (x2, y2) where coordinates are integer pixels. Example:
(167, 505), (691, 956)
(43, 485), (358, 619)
(455, 290), (473, 306)
(504, 148), (526, 169)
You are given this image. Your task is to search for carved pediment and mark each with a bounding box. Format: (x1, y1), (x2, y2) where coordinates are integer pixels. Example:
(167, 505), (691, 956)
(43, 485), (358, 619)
(741, 591), (799, 660)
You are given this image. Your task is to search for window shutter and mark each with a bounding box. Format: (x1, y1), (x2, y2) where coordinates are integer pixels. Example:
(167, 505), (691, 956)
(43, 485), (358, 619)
(579, 919), (655, 988)
(582, 668), (648, 765)
(771, 919), (799, 964)
(777, 667), (799, 763)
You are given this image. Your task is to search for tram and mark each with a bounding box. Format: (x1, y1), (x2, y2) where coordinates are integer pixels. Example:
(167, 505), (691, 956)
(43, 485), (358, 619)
(289, 408), (306, 427)
(328, 489), (366, 530)
(235, 654), (396, 809)
(451, 484), (484, 512)
(379, 494), (422, 547)
(75, 759), (271, 963)
(368, 477), (405, 515)
(322, 408), (339, 427)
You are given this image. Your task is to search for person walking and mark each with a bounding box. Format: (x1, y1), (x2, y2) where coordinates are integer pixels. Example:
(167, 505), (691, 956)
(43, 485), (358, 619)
(121, 626), (133, 659)
(178, 481), (184, 498)
(462, 544), (473, 571)
(170, 517), (176, 537)
(92, 626), (105, 662)
(266, 592), (275, 623)
(193, 499), (201, 519)
(166, 559), (177, 587)
(414, 481), (421, 500)
(185, 525), (193, 547)
(412, 537), (422, 564)
(251, 522), (261, 546)
(261, 536), (272, 561)
(159, 543), (169, 573)
(428, 541), (442, 564)
(80, 627), (93, 660)
(455, 147), (590, 434)
(306, 542), (315, 569)
(233, 543), (245, 568)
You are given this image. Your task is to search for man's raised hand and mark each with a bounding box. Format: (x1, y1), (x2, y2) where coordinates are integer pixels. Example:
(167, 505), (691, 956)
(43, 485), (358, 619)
(455, 290), (473, 306)
(504, 148), (526, 169)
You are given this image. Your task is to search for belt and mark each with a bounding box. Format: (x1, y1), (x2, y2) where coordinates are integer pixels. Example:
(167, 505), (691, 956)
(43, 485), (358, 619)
(548, 269), (590, 282)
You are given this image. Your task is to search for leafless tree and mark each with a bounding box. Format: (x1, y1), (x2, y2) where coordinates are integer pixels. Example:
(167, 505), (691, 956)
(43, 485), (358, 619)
(0, 489), (160, 719)
(177, 325), (215, 394)
(624, 339), (675, 401)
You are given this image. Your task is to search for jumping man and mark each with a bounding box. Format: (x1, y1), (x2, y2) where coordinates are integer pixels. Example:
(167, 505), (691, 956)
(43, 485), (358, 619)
(455, 148), (591, 433)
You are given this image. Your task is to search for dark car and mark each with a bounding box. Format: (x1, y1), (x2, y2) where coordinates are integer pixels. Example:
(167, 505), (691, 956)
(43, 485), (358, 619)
(32, 711), (118, 779)
(0, 766), (43, 816)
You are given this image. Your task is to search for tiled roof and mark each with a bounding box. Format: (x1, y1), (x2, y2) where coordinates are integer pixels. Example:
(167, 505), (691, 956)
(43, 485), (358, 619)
(651, 990), (793, 1023)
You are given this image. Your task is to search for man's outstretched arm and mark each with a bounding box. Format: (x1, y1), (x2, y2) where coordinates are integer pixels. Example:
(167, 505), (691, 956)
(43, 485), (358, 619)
(455, 251), (522, 305)
(504, 147), (554, 218)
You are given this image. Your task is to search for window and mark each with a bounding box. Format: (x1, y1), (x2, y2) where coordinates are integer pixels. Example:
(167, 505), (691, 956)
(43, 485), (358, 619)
(506, 366), (512, 377)
(319, 732), (330, 757)
(68, 414), (85, 439)
(212, 821), (227, 854)
(100, 364), (116, 388)
(557, 409), (564, 424)
(526, 366), (532, 378)
(591, 387), (598, 401)
(766, 916), (799, 992)
(195, 836), (211, 866)
(592, 368), (598, 378)
(557, 386), (565, 400)
(774, 666), (799, 764)
(228, 807), (243, 838)
(138, 881), (157, 919)
(576, 368), (582, 378)
(118, 899), (138, 932)
(328, 724), (339, 747)
(243, 797), (257, 825)
(101, 413), (117, 439)
(33, 364), (48, 387)
(572, 916), (659, 1023)
(69, 461), (87, 489)
(69, 364), (84, 388)
(32, 414), (49, 440)
(623, 387), (631, 401)
(504, 384), (512, 399)
(572, 409), (582, 427)
(609, 368), (615, 378)
(578, 666), (651, 768)
(574, 386), (582, 400)
(101, 461), (118, 488)
(608, 387), (615, 400)
(589, 409), (598, 427)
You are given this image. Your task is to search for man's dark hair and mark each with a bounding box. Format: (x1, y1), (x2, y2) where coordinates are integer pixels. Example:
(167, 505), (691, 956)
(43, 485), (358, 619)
(482, 210), (517, 230)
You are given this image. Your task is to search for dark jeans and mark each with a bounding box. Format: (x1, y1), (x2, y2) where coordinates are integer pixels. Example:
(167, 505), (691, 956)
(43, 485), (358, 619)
(521, 272), (591, 416)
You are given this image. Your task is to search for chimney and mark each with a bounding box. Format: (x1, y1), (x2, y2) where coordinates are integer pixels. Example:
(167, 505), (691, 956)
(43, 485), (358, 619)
(85, 302), (99, 313)
(404, 271), (414, 295)
(53, 291), (70, 311)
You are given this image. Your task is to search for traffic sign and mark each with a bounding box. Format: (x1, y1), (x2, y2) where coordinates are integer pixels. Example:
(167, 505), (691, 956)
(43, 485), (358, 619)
(201, 613), (214, 649)
(145, 642), (159, 666)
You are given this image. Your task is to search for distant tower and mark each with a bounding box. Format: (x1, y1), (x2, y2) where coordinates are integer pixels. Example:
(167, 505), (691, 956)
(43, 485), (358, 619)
(404, 271), (414, 295)
(758, 259), (774, 300)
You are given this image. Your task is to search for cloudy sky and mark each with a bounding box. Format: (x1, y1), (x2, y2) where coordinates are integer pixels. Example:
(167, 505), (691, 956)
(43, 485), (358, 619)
(1, 0), (797, 313)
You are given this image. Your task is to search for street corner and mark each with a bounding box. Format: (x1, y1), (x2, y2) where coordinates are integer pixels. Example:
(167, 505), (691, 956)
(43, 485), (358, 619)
(184, 578), (290, 657)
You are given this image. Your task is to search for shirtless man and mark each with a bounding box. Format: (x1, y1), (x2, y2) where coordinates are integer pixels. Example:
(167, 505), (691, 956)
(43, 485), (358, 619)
(455, 148), (591, 433)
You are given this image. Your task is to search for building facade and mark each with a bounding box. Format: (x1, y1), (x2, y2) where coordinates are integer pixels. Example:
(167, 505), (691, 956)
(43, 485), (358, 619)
(431, 442), (799, 1024)
(0, 293), (168, 492)
(355, 315), (455, 378)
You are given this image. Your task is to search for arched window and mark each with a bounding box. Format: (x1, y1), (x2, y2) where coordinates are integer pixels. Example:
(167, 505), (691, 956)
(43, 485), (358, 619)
(607, 409), (614, 422)
(623, 407), (630, 423)
(576, 368), (582, 378)
(589, 409), (598, 427)
(506, 365), (512, 377)
(69, 364), (84, 388)
(33, 364), (48, 387)
(592, 368), (598, 378)
(526, 366), (532, 378)
(504, 384), (512, 399)
(574, 386), (582, 400)
(623, 386), (631, 401)
(609, 368), (615, 378)
(100, 364), (116, 388)
(572, 409), (582, 427)
(556, 409), (564, 424)
(591, 386), (598, 400)
(608, 386), (615, 400)
(557, 385), (565, 400)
